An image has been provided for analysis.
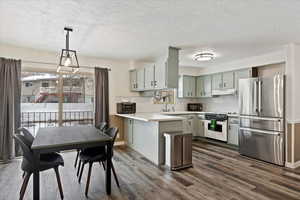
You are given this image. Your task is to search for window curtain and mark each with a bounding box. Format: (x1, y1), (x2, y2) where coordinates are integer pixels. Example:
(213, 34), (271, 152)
(0, 57), (21, 162)
(94, 67), (109, 127)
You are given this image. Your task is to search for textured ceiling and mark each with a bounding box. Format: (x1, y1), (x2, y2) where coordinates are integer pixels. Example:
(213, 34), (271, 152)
(1, 0), (300, 67)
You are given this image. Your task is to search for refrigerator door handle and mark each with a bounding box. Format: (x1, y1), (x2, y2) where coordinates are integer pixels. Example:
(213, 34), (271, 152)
(258, 80), (262, 113)
(254, 81), (258, 113)
(239, 127), (281, 135)
(239, 115), (283, 121)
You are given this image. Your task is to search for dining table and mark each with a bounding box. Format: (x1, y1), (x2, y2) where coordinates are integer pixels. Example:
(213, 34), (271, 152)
(31, 126), (113, 200)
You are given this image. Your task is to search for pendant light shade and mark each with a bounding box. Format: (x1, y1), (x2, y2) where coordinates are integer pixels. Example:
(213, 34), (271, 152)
(57, 27), (79, 73)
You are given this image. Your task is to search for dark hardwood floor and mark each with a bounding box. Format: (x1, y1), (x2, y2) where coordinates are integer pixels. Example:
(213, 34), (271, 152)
(1, 141), (300, 200)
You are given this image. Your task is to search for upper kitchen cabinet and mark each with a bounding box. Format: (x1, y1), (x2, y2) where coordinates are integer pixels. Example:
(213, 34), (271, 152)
(129, 70), (138, 91)
(129, 47), (179, 92)
(144, 64), (155, 90)
(222, 72), (234, 89)
(136, 68), (145, 90)
(196, 75), (212, 97)
(212, 71), (235, 95)
(178, 75), (196, 98)
(130, 68), (145, 91)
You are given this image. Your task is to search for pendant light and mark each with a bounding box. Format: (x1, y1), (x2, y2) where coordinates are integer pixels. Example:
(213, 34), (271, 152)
(57, 27), (79, 73)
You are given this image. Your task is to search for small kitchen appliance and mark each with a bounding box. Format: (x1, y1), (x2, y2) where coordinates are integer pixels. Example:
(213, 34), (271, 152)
(116, 102), (136, 114)
(187, 103), (203, 111)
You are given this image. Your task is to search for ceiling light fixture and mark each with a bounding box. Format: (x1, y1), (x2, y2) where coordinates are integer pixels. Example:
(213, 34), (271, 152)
(194, 52), (215, 61)
(57, 27), (79, 73)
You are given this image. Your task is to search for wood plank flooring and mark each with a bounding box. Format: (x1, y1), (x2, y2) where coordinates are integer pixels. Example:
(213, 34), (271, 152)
(1, 141), (300, 200)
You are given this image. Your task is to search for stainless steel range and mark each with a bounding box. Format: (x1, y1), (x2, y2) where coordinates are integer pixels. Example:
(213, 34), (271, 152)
(204, 113), (228, 142)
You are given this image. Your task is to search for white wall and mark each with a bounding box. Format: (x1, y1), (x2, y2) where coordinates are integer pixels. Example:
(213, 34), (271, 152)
(285, 43), (300, 123)
(198, 50), (285, 75)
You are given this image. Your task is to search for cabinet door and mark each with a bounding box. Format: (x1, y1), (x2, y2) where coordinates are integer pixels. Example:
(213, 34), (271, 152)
(124, 119), (134, 146)
(212, 73), (223, 90)
(196, 119), (205, 137)
(154, 62), (166, 89)
(136, 68), (145, 90)
(222, 71), (234, 89)
(196, 76), (204, 97)
(182, 76), (190, 97)
(189, 76), (196, 97)
(144, 65), (155, 90)
(130, 70), (137, 91)
(203, 75), (212, 97)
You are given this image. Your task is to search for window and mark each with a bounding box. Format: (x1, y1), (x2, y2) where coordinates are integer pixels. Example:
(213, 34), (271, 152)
(41, 82), (49, 87)
(25, 82), (32, 87)
(21, 71), (94, 135)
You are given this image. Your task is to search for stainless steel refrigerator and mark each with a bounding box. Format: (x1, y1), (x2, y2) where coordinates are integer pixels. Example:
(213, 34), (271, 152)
(238, 74), (285, 166)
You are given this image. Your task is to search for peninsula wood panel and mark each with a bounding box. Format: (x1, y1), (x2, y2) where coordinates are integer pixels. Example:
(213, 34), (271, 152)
(1, 141), (300, 200)
(109, 115), (124, 141)
(294, 123), (300, 161)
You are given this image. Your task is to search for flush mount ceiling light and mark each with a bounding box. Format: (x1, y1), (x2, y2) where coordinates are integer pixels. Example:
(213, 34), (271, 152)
(193, 52), (215, 61)
(57, 27), (79, 73)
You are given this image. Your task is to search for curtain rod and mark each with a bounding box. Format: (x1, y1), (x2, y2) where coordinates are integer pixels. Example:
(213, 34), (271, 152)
(22, 60), (111, 71)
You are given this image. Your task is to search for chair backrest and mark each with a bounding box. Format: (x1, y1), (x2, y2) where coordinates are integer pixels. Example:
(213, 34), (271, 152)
(13, 134), (34, 164)
(17, 127), (34, 146)
(96, 122), (108, 132)
(104, 127), (119, 145)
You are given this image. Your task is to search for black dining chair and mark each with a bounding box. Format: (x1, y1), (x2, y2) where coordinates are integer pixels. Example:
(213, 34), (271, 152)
(14, 134), (65, 200)
(78, 127), (120, 197)
(74, 122), (108, 172)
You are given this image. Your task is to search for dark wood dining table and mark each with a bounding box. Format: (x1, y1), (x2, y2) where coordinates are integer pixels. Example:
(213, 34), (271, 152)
(31, 126), (113, 200)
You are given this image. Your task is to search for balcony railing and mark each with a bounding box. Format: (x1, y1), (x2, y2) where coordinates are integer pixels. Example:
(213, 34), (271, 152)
(21, 111), (94, 135)
(39, 86), (83, 94)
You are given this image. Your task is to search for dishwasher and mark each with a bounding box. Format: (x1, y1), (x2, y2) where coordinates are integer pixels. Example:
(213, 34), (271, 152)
(227, 117), (239, 146)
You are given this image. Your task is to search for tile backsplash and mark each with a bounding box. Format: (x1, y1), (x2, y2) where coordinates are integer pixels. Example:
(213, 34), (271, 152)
(199, 95), (239, 113)
(115, 95), (200, 113)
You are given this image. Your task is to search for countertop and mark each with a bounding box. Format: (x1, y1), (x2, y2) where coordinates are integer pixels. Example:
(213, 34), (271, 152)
(115, 113), (185, 122)
(115, 111), (239, 121)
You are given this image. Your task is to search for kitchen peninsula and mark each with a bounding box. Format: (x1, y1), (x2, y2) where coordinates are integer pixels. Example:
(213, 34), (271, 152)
(116, 113), (184, 165)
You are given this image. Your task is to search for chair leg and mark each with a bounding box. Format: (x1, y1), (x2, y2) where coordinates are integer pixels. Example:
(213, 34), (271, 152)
(85, 162), (93, 197)
(101, 161), (106, 170)
(111, 161), (120, 188)
(22, 171), (25, 178)
(74, 150), (79, 168)
(54, 167), (64, 200)
(78, 162), (85, 183)
(77, 160), (82, 177)
(20, 172), (31, 200)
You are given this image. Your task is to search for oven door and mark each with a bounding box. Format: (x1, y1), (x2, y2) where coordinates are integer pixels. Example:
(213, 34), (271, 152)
(204, 120), (228, 141)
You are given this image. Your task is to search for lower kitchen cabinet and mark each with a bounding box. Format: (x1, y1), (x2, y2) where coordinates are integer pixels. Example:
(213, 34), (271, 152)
(228, 117), (239, 146)
(124, 118), (183, 165)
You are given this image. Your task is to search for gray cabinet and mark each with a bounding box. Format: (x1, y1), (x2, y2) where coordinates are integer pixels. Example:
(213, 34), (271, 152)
(144, 64), (155, 90)
(178, 75), (196, 98)
(129, 47), (179, 92)
(136, 68), (145, 90)
(124, 119), (134, 147)
(222, 72), (234, 89)
(196, 75), (212, 97)
(212, 73), (223, 90)
(228, 117), (239, 146)
(129, 70), (138, 91)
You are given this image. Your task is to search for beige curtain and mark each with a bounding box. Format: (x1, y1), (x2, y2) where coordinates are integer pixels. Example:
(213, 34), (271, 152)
(0, 58), (21, 162)
(94, 67), (109, 127)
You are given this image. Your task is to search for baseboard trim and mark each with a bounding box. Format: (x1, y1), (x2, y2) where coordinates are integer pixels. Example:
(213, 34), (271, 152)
(285, 160), (300, 168)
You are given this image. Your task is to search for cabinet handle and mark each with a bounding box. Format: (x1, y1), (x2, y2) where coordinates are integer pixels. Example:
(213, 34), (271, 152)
(224, 82), (226, 87)
(151, 81), (153, 86)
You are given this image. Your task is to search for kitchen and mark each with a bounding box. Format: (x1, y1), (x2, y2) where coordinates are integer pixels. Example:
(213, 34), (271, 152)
(2, 1), (300, 200)
(116, 46), (287, 169)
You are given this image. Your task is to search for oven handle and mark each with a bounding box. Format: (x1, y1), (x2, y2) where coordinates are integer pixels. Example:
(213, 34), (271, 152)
(239, 127), (282, 135)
